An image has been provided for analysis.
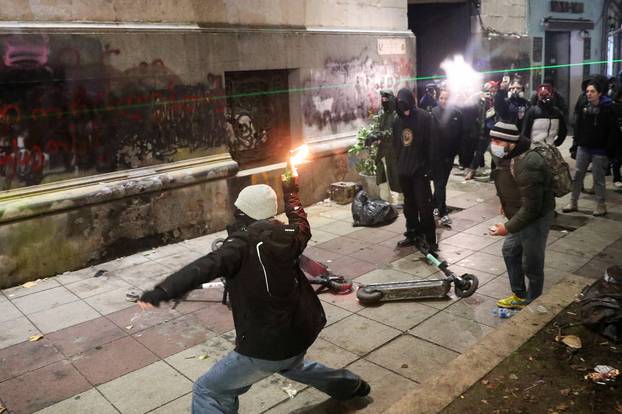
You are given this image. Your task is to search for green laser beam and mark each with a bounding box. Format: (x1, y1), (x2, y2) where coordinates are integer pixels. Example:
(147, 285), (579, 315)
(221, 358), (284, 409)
(3, 58), (621, 123)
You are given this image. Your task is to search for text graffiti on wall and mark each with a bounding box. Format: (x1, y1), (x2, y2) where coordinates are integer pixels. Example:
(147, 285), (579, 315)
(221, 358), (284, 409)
(0, 34), (227, 190)
(302, 51), (413, 132)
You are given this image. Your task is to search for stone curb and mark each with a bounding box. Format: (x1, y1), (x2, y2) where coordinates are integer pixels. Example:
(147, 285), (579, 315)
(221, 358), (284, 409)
(383, 274), (592, 414)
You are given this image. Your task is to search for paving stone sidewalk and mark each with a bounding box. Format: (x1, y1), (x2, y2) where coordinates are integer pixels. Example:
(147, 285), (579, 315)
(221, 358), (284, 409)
(2, 157), (622, 413)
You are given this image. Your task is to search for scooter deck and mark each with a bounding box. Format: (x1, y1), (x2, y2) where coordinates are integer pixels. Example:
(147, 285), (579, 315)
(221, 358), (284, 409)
(357, 278), (451, 303)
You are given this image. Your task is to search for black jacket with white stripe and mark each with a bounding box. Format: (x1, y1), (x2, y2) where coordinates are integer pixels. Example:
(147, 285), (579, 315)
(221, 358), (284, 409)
(522, 102), (568, 147)
(157, 191), (326, 360)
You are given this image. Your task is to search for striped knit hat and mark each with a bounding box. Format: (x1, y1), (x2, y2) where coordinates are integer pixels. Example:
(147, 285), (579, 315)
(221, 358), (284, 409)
(489, 121), (519, 142)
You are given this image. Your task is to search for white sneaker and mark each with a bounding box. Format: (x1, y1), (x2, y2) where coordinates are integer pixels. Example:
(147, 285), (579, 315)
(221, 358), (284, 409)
(614, 181), (622, 189)
(593, 203), (607, 217)
(433, 208), (439, 217)
(440, 215), (452, 226)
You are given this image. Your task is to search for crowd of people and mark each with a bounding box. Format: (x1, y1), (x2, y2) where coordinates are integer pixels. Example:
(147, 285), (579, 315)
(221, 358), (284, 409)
(133, 72), (622, 413)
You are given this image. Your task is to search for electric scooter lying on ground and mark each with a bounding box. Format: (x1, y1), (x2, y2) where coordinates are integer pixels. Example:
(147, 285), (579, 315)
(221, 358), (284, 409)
(356, 238), (479, 304)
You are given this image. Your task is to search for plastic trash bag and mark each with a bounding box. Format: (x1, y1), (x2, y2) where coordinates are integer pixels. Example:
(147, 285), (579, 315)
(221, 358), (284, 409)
(580, 265), (622, 343)
(351, 190), (398, 227)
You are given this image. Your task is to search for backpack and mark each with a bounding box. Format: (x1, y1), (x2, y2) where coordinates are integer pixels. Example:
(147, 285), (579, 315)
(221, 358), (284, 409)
(531, 143), (572, 197)
(580, 266), (622, 343)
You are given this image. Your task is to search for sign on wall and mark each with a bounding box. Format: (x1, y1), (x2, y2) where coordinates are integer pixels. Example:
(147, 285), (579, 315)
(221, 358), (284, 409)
(550, 1), (584, 13)
(377, 38), (406, 55)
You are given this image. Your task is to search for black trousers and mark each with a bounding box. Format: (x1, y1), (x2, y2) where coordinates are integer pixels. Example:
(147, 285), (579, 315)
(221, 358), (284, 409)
(432, 158), (453, 217)
(398, 174), (437, 246)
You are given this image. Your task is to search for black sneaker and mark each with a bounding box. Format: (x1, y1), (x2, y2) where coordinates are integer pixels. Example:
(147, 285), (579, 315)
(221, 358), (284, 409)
(396, 238), (416, 248)
(353, 380), (371, 398)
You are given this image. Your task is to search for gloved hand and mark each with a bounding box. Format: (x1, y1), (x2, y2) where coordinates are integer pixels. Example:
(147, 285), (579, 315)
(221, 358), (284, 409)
(364, 131), (381, 147)
(138, 287), (169, 308)
(282, 174), (300, 194)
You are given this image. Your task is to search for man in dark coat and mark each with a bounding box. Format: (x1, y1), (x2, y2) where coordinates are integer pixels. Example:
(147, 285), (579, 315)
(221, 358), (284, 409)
(563, 80), (619, 216)
(393, 87), (437, 250)
(138, 180), (370, 413)
(431, 88), (462, 226)
(488, 121), (555, 308)
(494, 78), (530, 131)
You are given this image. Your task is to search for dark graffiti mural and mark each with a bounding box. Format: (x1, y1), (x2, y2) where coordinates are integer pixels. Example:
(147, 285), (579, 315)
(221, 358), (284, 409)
(225, 69), (291, 167)
(302, 50), (414, 133)
(0, 34), (227, 190)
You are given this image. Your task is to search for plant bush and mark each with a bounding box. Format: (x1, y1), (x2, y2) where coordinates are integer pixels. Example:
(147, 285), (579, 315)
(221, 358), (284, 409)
(348, 114), (380, 176)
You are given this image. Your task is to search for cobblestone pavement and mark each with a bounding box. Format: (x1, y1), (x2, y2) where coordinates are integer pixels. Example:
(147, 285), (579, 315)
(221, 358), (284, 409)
(2, 152), (622, 413)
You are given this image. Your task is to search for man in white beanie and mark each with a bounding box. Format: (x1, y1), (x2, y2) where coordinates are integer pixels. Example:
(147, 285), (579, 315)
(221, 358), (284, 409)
(138, 178), (370, 413)
(488, 121), (555, 309)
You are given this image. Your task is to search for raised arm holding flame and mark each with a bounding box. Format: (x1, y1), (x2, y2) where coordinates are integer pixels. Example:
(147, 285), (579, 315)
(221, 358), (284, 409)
(282, 144), (309, 183)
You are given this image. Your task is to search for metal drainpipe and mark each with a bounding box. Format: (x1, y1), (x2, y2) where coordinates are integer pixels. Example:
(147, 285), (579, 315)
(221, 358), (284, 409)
(602, 0), (611, 74)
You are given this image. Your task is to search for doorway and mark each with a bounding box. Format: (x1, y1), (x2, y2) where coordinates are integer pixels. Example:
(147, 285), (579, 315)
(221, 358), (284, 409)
(544, 31), (571, 111)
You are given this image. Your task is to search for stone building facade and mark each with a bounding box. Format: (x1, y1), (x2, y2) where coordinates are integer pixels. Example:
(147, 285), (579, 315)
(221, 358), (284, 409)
(0, 1), (416, 286)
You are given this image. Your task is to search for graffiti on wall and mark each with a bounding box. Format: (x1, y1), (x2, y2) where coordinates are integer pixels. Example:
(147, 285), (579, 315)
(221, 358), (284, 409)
(0, 34), (227, 190)
(302, 50), (413, 132)
(225, 69), (291, 166)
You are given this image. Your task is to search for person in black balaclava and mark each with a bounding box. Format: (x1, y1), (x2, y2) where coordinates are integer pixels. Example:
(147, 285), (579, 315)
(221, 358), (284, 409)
(365, 90), (402, 205)
(393, 87), (438, 251)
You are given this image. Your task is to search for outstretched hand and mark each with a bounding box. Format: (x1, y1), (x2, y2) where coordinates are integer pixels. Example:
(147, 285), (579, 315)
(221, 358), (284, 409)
(137, 287), (169, 310)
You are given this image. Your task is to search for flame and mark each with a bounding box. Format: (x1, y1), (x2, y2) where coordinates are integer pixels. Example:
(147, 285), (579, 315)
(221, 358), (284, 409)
(288, 144), (309, 176)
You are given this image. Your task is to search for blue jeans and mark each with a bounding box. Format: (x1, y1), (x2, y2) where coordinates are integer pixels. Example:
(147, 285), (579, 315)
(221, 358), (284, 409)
(191, 350), (361, 413)
(501, 210), (554, 302)
(571, 146), (608, 204)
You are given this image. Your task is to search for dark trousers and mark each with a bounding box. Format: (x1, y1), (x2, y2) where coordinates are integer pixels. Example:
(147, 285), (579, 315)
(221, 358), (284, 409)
(432, 159), (453, 217)
(469, 133), (490, 170)
(399, 174), (437, 246)
(459, 135), (476, 168)
(613, 159), (622, 183)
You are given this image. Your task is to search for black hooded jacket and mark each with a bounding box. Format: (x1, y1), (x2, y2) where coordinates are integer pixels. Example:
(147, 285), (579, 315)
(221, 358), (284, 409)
(157, 191), (326, 361)
(393, 88), (435, 176)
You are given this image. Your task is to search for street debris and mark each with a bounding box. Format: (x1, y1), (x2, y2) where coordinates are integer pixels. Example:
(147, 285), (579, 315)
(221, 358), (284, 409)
(93, 269), (108, 278)
(0, 404), (6, 414)
(476, 198), (484, 202)
(556, 335), (583, 349)
(28, 334), (44, 342)
(22, 280), (39, 288)
(585, 365), (620, 384)
(509, 373), (518, 380)
(401, 363), (409, 369)
(198, 354), (209, 360)
(536, 305), (549, 314)
(125, 325), (133, 330)
(493, 308), (517, 318)
(282, 384), (298, 399)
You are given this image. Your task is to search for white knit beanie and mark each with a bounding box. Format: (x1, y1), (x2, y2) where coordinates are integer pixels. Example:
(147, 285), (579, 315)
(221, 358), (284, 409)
(234, 184), (278, 220)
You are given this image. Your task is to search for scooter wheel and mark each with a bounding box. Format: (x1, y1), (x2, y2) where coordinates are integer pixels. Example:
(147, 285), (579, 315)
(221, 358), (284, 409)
(327, 279), (353, 294)
(356, 286), (383, 303)
(454, 274), (479, 298)
(211, 238), (225, 252)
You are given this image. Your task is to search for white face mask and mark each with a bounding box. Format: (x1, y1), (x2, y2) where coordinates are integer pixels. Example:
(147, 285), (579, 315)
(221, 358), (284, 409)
(490, 142), (508, 158)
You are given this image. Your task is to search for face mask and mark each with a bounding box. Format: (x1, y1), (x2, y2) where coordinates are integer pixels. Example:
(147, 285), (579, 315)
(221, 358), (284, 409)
(490, 142), (508, 158)
(397, 101), (410, 115)
(382, 100), (392, 112)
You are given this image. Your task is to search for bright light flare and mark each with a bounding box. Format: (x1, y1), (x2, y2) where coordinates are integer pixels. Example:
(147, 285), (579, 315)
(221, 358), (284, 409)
(288, 144), (309, 177)
(440, 55), (483, 107)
